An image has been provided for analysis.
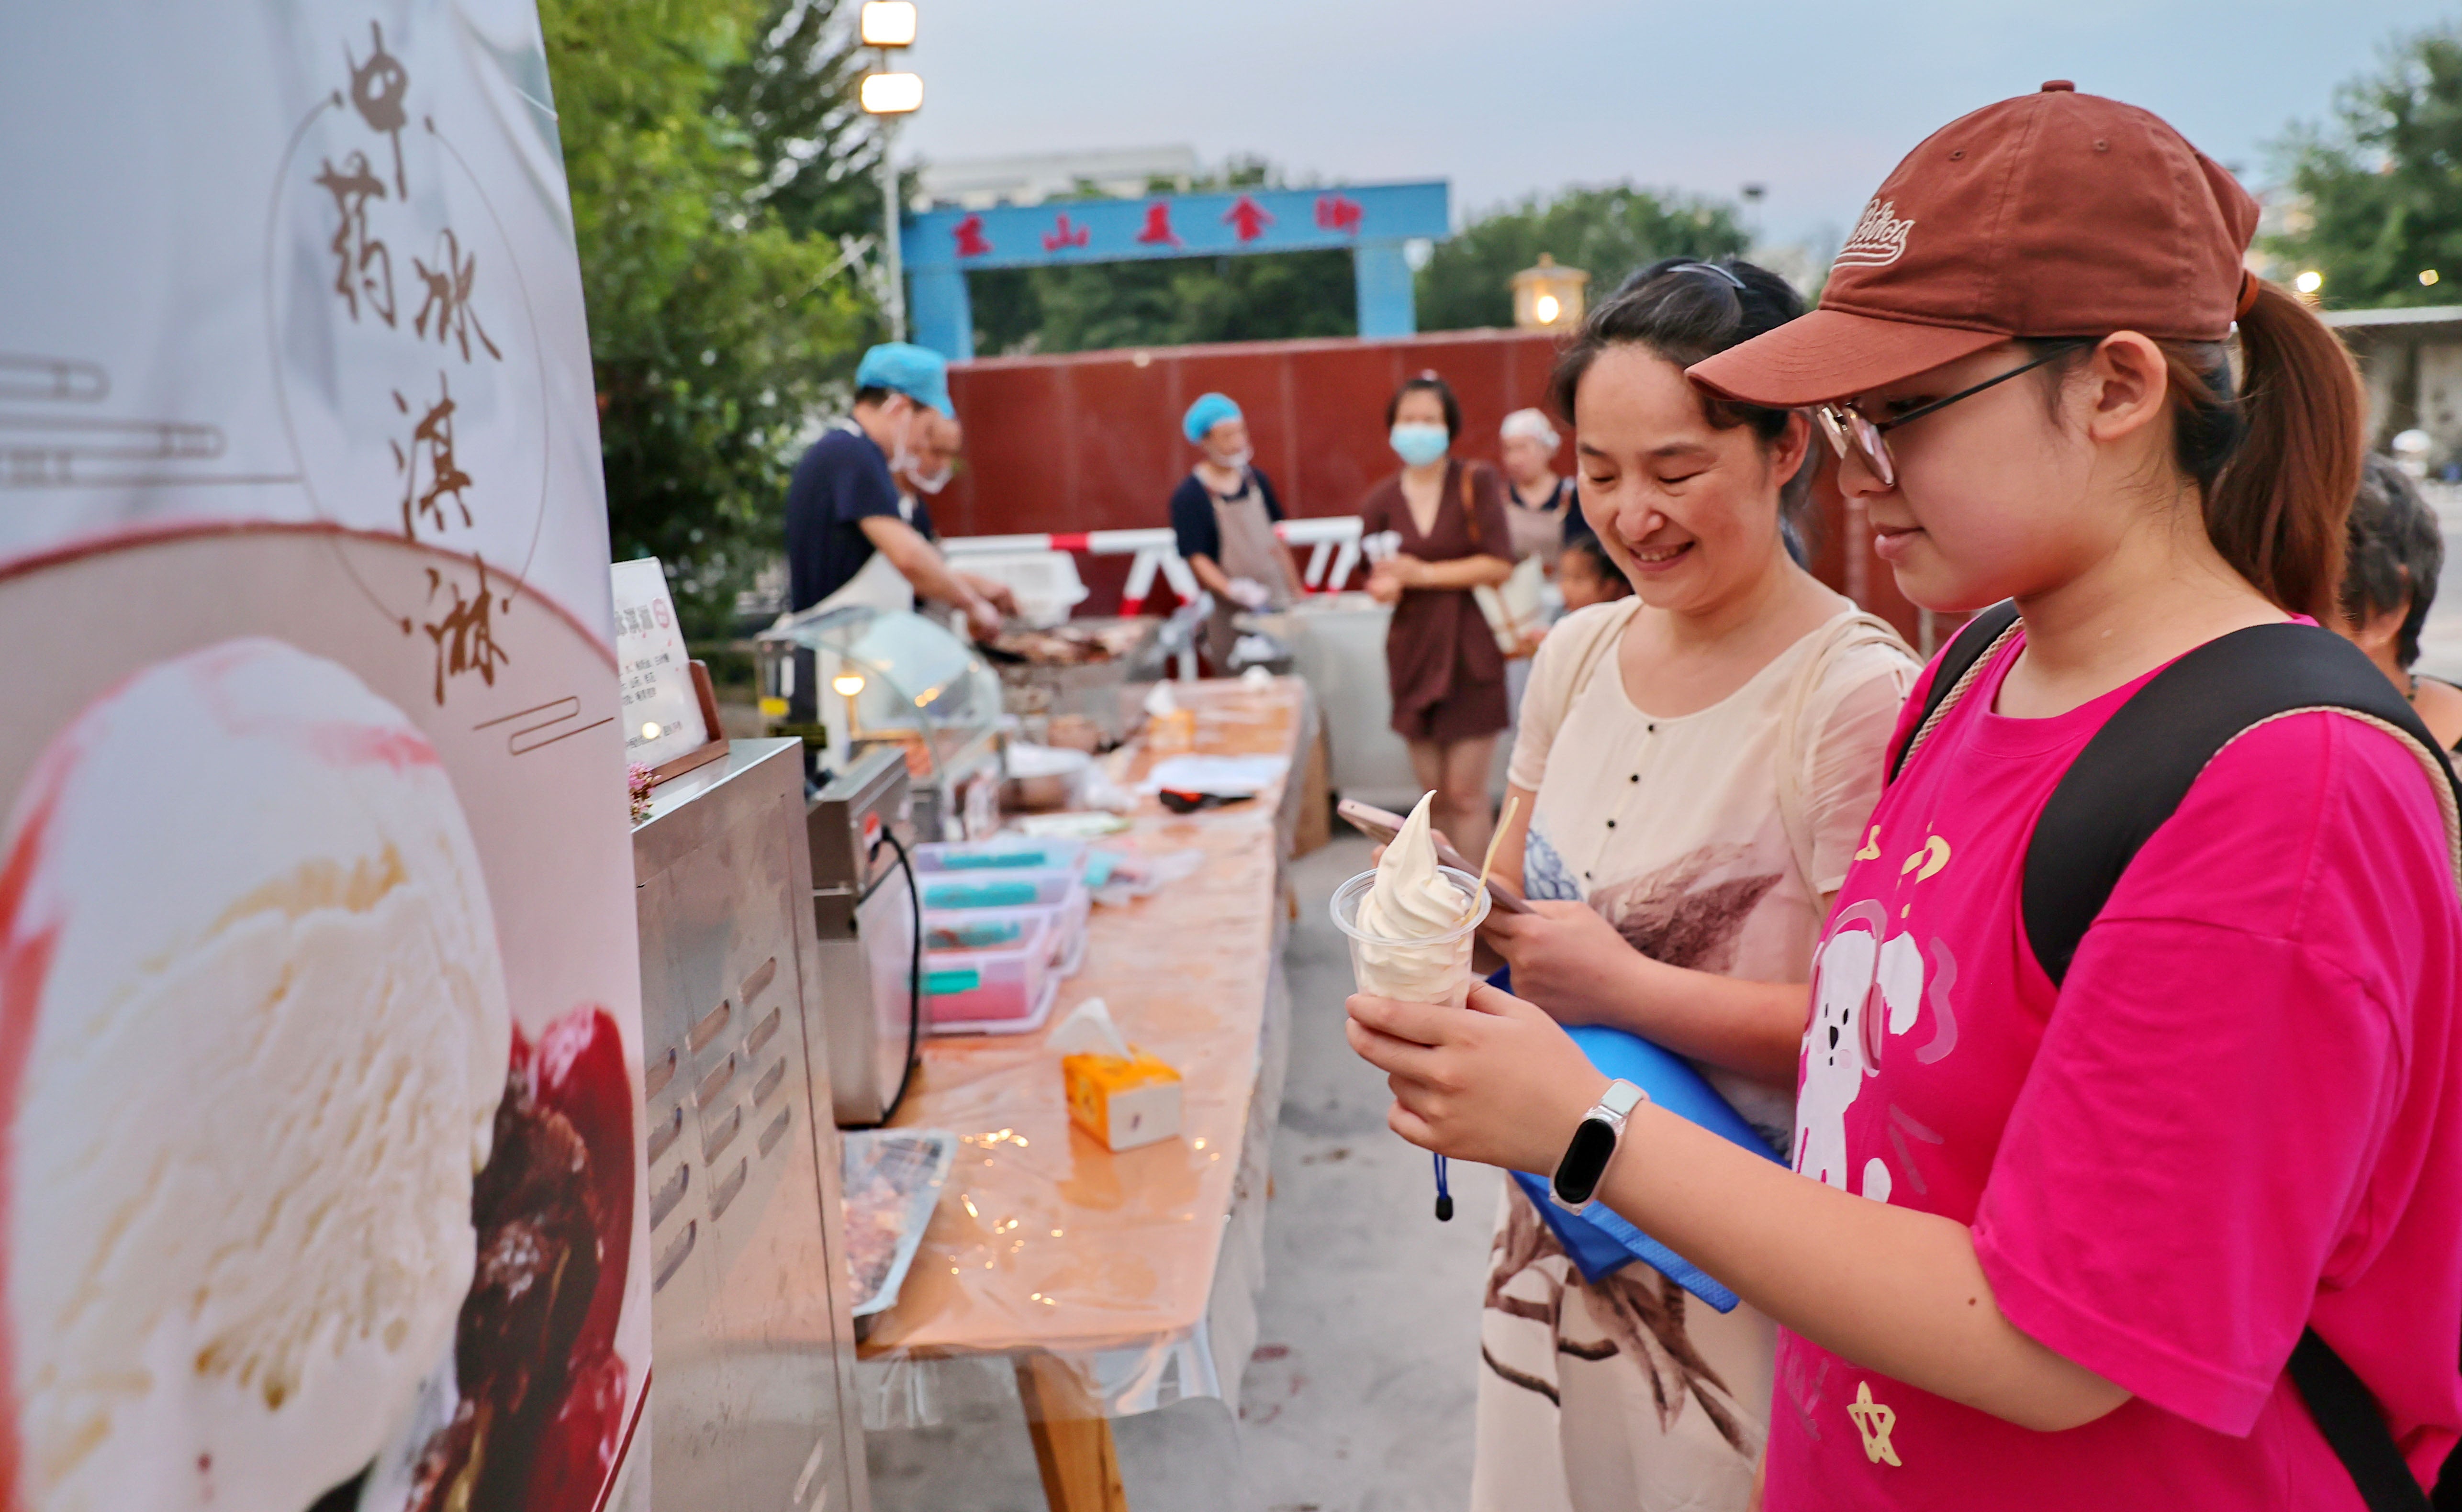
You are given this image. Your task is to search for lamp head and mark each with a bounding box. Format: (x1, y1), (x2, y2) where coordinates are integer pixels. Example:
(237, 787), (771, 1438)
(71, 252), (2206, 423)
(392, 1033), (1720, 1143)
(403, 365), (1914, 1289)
(860, 71), (923, 114)
(861, 0), (918, 46)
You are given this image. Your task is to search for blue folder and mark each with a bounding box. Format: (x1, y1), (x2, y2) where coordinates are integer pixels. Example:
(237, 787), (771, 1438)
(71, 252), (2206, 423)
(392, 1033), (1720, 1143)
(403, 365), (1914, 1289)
(1488, 968), (1782, 1312)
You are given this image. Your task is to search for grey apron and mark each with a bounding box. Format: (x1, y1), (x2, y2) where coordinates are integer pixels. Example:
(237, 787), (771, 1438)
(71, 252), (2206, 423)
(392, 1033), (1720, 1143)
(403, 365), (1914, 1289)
(1202, 472), (1290, 671)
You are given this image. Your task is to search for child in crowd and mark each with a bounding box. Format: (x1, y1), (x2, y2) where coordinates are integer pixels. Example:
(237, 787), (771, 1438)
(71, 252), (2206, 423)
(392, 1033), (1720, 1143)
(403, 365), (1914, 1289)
(1351, 84), (2462, 1508)
(1554, 532), (1631, 613)
(2339, 454), (2462, 749)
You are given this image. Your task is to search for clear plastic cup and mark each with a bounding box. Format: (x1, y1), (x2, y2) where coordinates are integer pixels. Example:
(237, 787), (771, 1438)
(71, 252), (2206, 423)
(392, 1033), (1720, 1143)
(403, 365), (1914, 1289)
(1329, 866), (1493, 1007)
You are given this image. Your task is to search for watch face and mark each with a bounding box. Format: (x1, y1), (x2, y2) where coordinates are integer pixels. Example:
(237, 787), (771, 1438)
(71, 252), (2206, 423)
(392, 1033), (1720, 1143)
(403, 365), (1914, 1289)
(1553, 1117), (1619, 1206)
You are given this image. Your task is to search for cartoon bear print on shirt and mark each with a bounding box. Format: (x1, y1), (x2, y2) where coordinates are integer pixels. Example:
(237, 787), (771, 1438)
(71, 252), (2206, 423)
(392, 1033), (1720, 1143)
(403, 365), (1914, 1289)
(1799, 900), (1886, 1190)
(1797, 835), (1959, 1201)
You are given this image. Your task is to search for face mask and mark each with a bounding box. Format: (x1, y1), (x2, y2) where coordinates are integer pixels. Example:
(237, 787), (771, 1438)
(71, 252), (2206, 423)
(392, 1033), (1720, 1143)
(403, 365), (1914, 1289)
(1207, 445), (1253, 471)
(1389, 422), (1450, 467)
(908, 463), (952, 495)
(884, 403), (922, 474)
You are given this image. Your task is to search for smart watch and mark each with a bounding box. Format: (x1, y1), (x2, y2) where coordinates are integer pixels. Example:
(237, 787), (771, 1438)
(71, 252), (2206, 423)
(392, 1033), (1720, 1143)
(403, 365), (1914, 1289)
(1551, 1078), (1647, 1209)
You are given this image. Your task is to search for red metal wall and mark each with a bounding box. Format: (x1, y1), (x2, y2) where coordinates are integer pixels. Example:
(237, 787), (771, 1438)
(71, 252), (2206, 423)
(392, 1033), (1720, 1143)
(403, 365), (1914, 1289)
(939, 330), (1926, 645)
(939, 330), (1565, 615)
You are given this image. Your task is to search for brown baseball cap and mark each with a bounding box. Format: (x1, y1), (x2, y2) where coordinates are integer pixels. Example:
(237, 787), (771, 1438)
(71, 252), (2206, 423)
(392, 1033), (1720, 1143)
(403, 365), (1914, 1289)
(1690, 82), (2260, 408)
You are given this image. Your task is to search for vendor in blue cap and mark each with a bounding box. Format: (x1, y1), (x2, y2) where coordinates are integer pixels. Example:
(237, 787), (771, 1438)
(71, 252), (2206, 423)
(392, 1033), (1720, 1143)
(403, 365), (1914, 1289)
(784, 341), (1011, 637)
(1168, 392), (1303, 669)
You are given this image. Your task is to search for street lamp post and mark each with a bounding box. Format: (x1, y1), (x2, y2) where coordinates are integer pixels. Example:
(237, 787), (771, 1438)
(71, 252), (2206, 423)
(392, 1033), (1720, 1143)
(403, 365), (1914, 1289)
(858, 1), (922, 341)
(877, 121), (904, 341)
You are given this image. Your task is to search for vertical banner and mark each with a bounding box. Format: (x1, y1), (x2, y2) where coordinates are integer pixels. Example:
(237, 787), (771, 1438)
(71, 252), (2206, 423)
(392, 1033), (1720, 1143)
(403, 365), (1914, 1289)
(0, 5), (647, 1512)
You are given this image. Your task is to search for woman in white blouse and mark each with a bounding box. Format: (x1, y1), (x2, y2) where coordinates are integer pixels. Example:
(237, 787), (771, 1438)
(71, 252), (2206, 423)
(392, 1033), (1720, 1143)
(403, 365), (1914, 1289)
(1468, 259), (1916, 1512)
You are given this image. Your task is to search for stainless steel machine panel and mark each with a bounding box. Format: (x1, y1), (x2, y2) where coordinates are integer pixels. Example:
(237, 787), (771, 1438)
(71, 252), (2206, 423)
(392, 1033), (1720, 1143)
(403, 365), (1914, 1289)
(806, 746), (920, 1126)
(632, 740), (870, 1512)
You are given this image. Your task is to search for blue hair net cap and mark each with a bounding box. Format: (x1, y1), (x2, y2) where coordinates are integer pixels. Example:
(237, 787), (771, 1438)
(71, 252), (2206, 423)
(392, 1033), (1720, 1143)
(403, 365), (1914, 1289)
(1182, 392), (1242, 445)
(855, 342), (954, 417)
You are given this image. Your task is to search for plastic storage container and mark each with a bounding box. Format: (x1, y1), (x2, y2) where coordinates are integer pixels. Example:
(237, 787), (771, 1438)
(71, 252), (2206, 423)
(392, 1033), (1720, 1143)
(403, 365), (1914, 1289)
(923, 911), (1059, 1034)
(925, 894), (1088, 979)
(911, 836), (1090, 878)
(918, 866), (1081, 913)
(925, 886), (1088, 975)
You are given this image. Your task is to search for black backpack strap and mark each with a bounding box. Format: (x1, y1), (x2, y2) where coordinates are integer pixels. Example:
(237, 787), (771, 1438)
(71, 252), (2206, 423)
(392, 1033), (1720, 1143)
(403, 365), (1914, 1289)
(2024, 621), (2462, 986)
(2290, 1328), (2434, 1512)
(1887, 600), (2021, 785)
(2019, 622), (2462, 1511)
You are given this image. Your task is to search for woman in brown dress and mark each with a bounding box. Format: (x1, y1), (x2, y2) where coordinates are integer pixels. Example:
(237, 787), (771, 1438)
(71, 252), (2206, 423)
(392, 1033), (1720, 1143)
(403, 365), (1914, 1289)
(1360, 373), (1516, 861)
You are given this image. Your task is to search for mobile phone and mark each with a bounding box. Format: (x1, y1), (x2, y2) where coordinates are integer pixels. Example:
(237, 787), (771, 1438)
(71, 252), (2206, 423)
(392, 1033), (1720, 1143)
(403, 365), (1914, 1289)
(1335, 799), (1533, 914)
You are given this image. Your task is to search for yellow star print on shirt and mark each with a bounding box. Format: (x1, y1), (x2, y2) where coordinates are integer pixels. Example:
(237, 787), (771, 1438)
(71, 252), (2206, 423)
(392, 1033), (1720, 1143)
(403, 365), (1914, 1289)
(1847, 1379), (1902, 1467)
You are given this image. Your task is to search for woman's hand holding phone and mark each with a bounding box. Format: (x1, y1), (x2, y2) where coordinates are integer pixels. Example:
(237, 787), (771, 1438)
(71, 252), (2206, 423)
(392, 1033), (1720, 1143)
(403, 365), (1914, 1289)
(1483, 901), (1658, 1028)
(1339, 799), (1532, 917)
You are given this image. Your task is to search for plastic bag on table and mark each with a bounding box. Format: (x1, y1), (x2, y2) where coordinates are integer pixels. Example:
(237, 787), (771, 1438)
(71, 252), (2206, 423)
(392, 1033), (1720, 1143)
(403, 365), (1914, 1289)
(1086, 845), (1205, 907)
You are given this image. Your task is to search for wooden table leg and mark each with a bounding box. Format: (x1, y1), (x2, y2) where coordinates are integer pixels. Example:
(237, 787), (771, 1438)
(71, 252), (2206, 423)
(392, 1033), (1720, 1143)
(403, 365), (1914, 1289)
(1292, 719), (1332, 858)
(1013, 1352), (1128, 1512)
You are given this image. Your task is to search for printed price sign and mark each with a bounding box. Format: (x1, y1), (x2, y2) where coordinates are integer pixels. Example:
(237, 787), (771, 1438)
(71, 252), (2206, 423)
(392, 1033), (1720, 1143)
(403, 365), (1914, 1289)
(610, 557), (709, 768)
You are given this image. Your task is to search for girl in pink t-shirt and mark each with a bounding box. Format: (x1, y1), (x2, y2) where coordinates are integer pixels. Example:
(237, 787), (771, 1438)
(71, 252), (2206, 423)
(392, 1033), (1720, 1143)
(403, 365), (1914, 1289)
(1347, 85), (2462, 1509)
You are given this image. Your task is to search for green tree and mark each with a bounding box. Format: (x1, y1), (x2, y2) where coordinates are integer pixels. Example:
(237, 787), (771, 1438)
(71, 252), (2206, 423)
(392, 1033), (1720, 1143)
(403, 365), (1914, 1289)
(723, 0), (895, 256)
(966, 158), (1357, 355)
(542, 0), (873, 635)
(2268, 24), (2462, 309)
(1415, 185), (1749, 331)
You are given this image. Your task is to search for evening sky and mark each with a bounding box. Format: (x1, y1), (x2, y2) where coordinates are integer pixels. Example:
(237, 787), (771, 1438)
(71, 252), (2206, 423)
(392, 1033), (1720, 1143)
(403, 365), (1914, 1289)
(890, 0), (2457, 254)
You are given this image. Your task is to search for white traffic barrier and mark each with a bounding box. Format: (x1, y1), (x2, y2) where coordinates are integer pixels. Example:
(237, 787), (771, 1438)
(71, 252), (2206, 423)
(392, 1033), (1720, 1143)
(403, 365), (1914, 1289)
(941, 517), (1365, 611)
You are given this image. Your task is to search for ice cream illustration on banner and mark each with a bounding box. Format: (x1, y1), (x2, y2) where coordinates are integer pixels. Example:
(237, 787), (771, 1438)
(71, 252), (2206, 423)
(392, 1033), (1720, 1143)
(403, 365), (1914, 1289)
(1345, 792), (1485, 1005)
(0, 638), (508, 1512)
(0, 637), (633, 1512)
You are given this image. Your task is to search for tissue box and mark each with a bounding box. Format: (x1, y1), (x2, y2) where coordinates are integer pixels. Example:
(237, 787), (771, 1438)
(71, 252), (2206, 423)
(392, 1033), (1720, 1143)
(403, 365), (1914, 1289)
(1145, 709), (1196, 756)
(1063, 1050), (1184, 1151)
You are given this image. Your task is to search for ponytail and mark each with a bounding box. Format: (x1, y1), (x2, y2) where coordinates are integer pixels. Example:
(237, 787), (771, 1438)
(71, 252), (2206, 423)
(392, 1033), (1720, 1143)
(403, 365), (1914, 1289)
(2191, 278), (2365, 620)
(2036, 280), (2365, 619)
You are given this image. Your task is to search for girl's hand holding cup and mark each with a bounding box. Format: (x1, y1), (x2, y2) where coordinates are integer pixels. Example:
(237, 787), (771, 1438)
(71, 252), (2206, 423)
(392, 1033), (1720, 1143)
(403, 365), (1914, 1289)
(1345, 981), (1606, 1174)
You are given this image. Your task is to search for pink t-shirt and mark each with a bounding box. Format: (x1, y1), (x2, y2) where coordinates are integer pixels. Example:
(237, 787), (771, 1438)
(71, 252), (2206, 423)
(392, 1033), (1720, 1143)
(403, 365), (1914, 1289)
(1765, 630), (2462, 1509)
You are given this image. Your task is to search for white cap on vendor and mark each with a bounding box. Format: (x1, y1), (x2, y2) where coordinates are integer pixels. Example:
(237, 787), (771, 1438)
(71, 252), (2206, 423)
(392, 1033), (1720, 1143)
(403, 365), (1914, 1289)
(1499, 407), (1559, 451)
(1182, 392), (1242, 445)
(855, 341), (955, 418)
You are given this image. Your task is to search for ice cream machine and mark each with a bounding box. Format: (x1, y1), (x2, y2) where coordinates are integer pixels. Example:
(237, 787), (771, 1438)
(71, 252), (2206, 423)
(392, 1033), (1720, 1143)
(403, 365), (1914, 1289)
(630, 738), (871, 1512)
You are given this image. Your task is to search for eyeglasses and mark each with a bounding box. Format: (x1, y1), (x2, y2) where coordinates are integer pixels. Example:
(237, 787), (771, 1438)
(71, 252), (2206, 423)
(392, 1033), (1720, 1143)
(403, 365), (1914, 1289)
(1813, 340), (2090, 489)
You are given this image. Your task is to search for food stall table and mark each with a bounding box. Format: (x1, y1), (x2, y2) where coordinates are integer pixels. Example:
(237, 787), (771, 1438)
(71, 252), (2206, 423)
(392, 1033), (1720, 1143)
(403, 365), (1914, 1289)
(857, 677), (1312, 1512)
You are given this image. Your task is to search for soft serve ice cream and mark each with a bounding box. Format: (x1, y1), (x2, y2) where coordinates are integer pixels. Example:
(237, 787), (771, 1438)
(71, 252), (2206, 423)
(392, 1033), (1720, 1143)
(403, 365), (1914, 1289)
(1347, 792), (1482, 1004)
(0, 638), (510, 1512)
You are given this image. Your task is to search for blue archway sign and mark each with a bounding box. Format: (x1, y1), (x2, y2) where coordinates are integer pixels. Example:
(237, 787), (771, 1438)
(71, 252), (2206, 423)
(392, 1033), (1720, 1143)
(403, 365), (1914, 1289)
(903, 179), (1451, 359)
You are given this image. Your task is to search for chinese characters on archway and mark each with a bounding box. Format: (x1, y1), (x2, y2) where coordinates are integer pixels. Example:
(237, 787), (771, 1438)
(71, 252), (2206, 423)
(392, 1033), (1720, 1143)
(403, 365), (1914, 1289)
(1135, 202), (1180, 248)
(313, 19), (508, 705)
(1041, 214), (1091, 253)
(1223, 195), (1274, 243)
(951, 192), (1370, 260)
